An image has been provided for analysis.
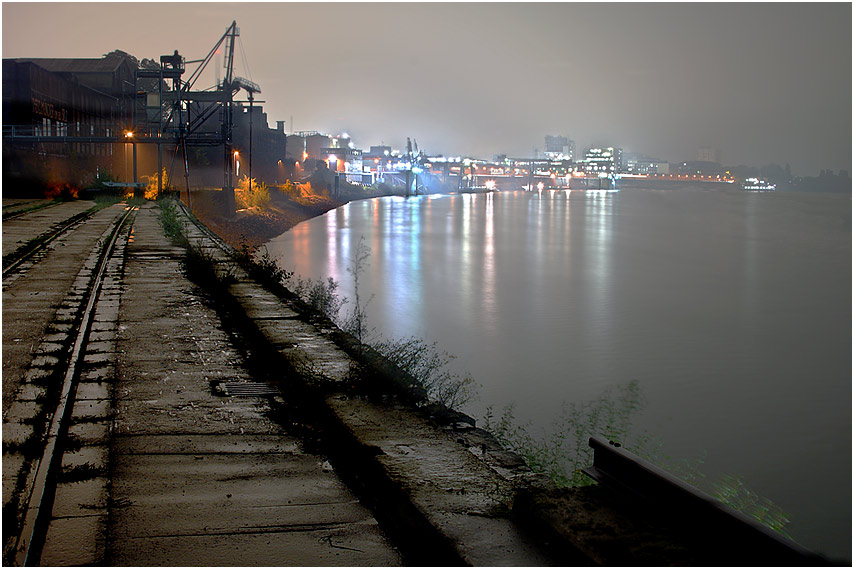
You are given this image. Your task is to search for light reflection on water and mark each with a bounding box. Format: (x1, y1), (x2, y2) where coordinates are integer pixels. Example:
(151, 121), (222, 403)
(264, 188), (851, 559)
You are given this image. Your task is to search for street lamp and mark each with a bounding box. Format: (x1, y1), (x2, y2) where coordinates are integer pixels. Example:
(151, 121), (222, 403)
(234, 151), (240, 179)
(124, 130), (137, 192)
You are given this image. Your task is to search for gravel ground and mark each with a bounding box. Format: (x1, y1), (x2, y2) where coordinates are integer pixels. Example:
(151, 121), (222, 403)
(190, 190), (343, 251)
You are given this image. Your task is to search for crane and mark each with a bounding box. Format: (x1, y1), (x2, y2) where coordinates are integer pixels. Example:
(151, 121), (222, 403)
(136, 21), (258, 214)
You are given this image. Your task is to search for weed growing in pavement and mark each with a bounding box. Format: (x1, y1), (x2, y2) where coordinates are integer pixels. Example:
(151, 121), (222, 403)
(370, 336), (478, 409)
(93, 193), (123, 208)
(341, 236), (373, 351)
(236, 244), (293, 288)
(483, 381), (645, 488)
(158, 199), (185, 244)
(58, 462), (107, 483)
(185, 241), (238, 287)
(292, 276), (347, 320)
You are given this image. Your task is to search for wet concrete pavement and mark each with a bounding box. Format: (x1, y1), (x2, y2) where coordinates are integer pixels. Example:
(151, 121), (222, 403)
(102, 204), (402, 565)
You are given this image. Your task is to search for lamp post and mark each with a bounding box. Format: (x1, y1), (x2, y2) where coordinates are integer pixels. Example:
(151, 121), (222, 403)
(125, 131), (138, 197)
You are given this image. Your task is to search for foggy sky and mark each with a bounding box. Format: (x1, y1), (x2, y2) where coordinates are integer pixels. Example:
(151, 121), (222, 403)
(2, 2), (851, 176)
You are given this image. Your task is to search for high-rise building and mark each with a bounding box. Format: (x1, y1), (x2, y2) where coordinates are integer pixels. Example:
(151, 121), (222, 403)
(583, 147), (620, 172)
(697, 147), (721, 164)
(625, 153), (669, 175)
(544, 135), (575, 161)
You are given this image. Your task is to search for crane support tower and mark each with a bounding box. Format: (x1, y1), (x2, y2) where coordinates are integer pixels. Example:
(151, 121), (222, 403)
(135, 20), (255, 216)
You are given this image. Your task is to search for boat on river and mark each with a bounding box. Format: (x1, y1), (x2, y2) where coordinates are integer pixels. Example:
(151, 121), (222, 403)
(741, 177), (776, 191)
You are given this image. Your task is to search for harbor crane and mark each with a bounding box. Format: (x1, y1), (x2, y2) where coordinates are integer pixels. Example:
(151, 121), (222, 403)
(136, 20), (259, 214)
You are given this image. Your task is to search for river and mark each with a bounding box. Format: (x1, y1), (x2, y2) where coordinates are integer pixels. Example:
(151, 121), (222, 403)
(263, 186), (851, 560)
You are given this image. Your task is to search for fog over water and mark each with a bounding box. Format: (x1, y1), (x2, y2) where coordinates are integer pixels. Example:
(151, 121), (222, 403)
(2, 3), (850, 175)
(265, 187), (851, 560)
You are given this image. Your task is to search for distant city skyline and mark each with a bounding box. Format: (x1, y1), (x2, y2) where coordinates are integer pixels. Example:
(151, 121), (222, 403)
(2, 2), (850, 177)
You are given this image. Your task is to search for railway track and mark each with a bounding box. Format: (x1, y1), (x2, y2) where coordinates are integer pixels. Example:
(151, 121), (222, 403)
(4, 201), (406, 566)
(2, 202), (104, 280)
(3, 204), (136, 565)
(2, 201), (59, 222)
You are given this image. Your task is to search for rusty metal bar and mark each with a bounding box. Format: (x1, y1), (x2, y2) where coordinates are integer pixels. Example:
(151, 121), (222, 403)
(583, 435), (825, 565)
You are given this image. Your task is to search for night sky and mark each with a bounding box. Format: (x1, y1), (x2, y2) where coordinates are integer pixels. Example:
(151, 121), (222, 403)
(2, 2), (851, 176)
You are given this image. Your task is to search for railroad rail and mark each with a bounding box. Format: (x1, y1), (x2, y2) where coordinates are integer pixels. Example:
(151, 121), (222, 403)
(2, 207), (98, 279)
(7, 206), (136, 566)
(583, 436), (826, 565)
(2, 201), (58, 221)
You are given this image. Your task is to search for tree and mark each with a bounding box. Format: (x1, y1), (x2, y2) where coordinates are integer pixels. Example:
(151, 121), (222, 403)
(104, 49), (139, 67)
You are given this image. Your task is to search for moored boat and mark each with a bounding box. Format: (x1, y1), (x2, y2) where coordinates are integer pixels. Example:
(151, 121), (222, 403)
(741, 177), (776, 191)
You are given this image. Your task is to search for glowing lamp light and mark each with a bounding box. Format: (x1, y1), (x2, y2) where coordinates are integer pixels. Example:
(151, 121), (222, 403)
(537, 182), (545, 191)
(485, 180), (496, 191)
(124, 130), (134, 139)
(412, 166), (423, 175)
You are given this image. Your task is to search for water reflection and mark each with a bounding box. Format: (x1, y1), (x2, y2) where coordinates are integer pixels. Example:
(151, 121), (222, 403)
(483, 192), (496, 329)
(263, 189), (851, 559)
(584, 191), (615, 356)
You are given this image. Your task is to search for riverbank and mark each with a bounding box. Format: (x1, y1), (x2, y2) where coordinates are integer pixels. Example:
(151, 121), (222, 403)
(189, 189), (343, 251)
(187, 181), (421, 252)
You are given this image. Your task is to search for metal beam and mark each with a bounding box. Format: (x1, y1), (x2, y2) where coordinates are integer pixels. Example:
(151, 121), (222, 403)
(583, 436), (823, 564)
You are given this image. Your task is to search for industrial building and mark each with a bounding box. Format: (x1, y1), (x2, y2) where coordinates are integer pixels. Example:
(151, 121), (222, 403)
(3, 44), (288, 196)
(2, 55), (137, 192)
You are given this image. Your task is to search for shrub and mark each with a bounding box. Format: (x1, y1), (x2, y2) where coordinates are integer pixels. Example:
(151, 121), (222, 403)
(235, 175), (270, 209)
(292, 276), (347, 320)
(372, 336), (477, 409)
(142, 168), (170, 201)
